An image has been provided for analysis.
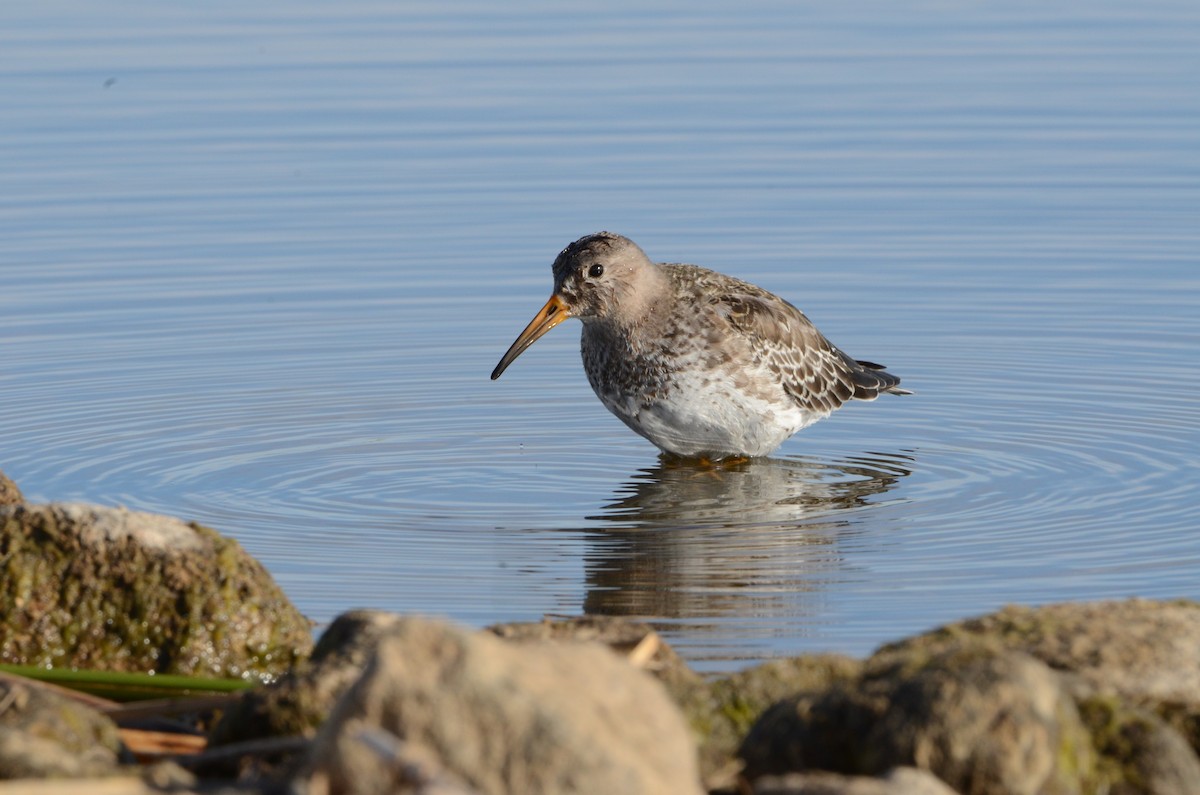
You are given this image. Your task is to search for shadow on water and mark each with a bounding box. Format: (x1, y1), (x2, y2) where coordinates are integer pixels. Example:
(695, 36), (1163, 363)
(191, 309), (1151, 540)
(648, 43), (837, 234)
(578, 452), (914, 636)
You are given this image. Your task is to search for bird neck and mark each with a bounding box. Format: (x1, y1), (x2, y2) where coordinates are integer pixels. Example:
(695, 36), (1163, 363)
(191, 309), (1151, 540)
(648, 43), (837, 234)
(611, 263), (670, 331)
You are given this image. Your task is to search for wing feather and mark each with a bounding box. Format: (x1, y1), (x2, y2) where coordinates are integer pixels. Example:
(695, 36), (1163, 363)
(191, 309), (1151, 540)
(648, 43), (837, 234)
(713, 291), (907, 412)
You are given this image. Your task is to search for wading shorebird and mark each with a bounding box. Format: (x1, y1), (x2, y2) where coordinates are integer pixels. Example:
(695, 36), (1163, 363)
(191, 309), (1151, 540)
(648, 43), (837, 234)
(491, 232), (909, 459)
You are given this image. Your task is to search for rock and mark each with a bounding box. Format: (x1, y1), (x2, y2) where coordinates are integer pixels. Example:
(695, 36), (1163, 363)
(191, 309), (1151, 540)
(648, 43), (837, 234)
(488, 617), (864, 790)
(0, 677), (124, 778)
(0, 472), (21, 506)
(217, 614), (701, 784)
(487, 615), (701, 692)
(210, 610), (406, 746)
(880, 599), (1200, 702)
(493, 614), (832, 790)
(0, 502), (312, 681)
(1076, 695), (1200, 795)
(742, 600), (1200, 795)
(0, 773), (248, 795)
(297, 616), (704, 795)
(673, 655), (861, 790)
(753, 767), (960, 795)
(490, 614), (768, 783)
(741, 643), (1097, 795)
(865, 645), (1095, 794)
(878, 600), (1200, 750)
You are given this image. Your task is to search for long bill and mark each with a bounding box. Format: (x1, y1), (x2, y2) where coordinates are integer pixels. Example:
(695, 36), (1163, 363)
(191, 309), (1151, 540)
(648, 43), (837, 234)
(490, 294), (571, 380)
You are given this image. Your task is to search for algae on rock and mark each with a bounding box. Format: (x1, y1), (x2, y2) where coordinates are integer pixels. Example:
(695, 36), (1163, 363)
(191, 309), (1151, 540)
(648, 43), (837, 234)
(0, 503), (312, 682)
(0, 472), (21, 507)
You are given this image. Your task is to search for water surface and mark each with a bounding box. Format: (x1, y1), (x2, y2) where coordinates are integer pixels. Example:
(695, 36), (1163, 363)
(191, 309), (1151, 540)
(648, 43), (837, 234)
(2, 1), (1198, 670)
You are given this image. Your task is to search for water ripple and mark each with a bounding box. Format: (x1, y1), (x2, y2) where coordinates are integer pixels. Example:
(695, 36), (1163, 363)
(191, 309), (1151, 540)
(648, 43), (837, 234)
(2, 0), (1198, 669)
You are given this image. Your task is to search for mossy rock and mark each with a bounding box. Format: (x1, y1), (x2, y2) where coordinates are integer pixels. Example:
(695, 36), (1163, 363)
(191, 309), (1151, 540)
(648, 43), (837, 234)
(0, 471), (21, 506)
(209, 609), (406, 748)
(1076, 694), (1200, 794)
(879, 599), (1200, 753)
(741, 642), (1099, 795)
(668, 654), (861, 789)
(0, 503), (312, 682)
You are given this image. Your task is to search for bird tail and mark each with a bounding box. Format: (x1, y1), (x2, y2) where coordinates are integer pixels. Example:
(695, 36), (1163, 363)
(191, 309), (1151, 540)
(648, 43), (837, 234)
(851, 359), (913, 397)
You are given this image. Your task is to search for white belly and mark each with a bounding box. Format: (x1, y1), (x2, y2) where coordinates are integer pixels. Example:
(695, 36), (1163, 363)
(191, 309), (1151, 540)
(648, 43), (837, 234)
(597, 376), (828, 458)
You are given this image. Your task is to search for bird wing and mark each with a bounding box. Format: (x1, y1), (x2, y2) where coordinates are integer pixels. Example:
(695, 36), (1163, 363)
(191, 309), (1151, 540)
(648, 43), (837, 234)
(713, 291), (902, 412)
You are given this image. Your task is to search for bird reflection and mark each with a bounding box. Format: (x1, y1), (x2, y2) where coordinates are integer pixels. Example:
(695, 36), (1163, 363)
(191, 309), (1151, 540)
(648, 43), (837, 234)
(581, 452), (913, 645)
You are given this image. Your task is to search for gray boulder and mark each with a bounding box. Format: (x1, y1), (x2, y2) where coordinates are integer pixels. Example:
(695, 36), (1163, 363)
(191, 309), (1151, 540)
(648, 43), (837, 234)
(488, 614), (701, 692)
(754, 767), (960, 795)
(0, 677), (124, 778)
(297, 615), (703, 795)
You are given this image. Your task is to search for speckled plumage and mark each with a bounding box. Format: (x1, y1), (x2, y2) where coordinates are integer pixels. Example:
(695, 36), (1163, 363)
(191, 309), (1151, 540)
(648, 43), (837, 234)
(491, 232), (909, 458)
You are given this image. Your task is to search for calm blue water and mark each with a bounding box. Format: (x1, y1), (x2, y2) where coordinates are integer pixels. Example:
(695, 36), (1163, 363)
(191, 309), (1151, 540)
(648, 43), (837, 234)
(2, 1), (1197, 670)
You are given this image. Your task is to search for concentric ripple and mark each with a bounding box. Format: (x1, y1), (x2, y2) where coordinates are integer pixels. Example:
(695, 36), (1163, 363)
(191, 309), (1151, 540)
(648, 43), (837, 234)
(4, 235), (1198, 670)
(3, 0), (1199, 670)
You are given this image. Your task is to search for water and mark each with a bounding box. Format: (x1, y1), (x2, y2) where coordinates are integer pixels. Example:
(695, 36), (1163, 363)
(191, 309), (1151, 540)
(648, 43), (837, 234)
(2, 1), (1197, 671)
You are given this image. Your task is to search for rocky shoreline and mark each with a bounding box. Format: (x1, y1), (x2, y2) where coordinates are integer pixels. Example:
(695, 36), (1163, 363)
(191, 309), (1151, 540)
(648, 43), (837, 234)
(2, 469), (1198, 794)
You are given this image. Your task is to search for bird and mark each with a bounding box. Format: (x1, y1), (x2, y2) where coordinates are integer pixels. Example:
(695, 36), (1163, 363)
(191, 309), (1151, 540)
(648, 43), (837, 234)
(490, 232), (909, 459)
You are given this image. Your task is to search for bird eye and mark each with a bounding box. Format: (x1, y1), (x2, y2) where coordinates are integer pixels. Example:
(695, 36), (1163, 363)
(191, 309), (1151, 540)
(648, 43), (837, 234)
(588, 263), (605, 278)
